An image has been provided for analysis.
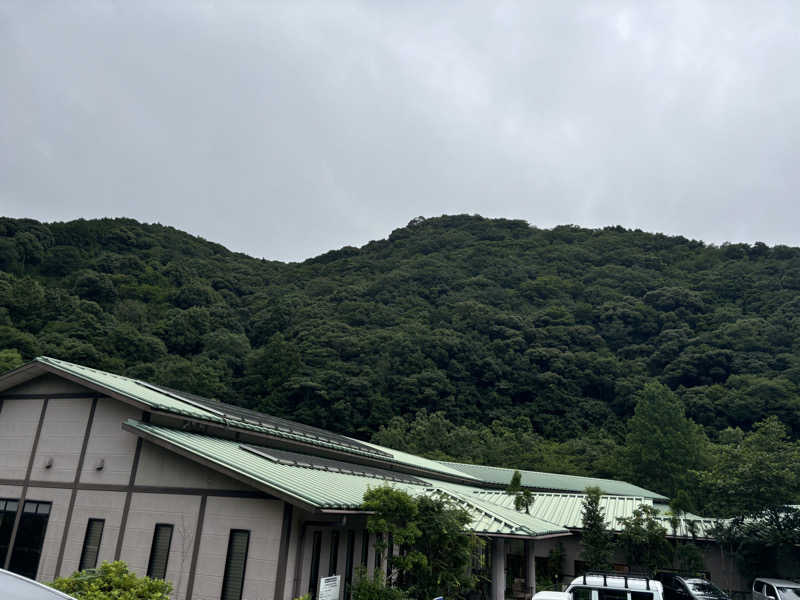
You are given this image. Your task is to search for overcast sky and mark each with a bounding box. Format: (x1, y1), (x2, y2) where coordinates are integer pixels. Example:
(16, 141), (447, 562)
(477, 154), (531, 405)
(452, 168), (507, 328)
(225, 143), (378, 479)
(2, 1), (800, 262)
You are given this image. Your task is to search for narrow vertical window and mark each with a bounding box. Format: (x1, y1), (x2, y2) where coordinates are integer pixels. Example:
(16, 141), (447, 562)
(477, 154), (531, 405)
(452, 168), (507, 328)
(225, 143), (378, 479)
(386, 533), (393, 579)
(360, 530), (369, 567)
(374, 533), (382, 572)
(8, 500), (50, 579)
(79, 518), (105, 571)
(0, 499), (19, 567)
(329, 531), (340, 576)
(345, 530), (355, 595)
(221, 529), (250, 600)
(308, 530), (322, 598)
(146, 524), (173, 580)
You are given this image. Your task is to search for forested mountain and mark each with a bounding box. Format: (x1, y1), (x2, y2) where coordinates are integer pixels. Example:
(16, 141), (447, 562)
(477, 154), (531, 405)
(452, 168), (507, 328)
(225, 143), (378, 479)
(2, 215), (800, 508)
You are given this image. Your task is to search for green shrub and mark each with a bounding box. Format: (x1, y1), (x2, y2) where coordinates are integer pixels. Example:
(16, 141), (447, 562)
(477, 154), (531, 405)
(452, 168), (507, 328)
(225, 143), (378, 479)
(351, 569), (411, 600)
(49, 561), (172, 600)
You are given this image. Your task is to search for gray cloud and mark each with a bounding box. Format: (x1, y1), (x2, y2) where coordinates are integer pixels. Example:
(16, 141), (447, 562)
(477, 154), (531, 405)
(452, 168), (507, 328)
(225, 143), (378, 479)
(2, 1), (800, 261)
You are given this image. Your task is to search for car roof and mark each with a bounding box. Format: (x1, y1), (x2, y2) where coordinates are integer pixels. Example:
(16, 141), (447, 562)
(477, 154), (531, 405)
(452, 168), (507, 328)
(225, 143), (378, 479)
(569, 575), (663, 592)
(0, 569), (78, 600)
(755, 579), (800, 588)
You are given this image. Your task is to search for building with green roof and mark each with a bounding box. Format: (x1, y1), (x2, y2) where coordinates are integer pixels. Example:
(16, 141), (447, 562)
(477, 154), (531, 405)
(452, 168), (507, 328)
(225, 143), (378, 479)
(0, 357), (740, 600)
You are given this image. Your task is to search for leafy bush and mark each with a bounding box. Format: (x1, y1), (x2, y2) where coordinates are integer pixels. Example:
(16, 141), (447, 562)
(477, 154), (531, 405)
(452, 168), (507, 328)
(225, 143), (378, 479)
(351, 569), (411, 600)
(49, 561), (172, 600)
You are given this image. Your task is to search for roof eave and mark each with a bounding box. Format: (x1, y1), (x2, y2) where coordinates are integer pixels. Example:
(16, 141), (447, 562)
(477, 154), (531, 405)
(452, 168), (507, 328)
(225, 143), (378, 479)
(121, 420), (321, 514)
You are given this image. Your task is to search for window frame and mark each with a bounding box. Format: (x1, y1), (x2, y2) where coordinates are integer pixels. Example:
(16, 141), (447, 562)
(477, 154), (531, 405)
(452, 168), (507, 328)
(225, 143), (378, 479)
(78, 518), (105, 571)
(146, 523), (174, 580)
(221, 529), (251, 600)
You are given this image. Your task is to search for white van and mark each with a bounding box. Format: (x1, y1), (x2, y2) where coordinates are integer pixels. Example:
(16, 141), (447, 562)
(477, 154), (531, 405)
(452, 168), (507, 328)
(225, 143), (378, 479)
(565, 573), (664, 600)
(753, 579), (800, 600)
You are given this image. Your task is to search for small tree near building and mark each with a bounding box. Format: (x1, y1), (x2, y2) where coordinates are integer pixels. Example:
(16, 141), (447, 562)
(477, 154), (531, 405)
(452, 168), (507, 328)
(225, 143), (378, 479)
(362, 486), (477, 600)
(507, 470), (533, 514)
(580, 487), (614, 570)
(618, 505), (672, 573)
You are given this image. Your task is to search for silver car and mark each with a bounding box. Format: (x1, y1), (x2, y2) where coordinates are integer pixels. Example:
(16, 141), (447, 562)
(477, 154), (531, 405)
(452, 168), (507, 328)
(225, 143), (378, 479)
(0, 568), (77, 600)
(753, 579), (800, 600)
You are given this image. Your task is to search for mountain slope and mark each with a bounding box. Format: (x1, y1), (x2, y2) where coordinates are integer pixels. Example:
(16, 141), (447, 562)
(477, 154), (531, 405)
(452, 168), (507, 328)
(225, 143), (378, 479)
(2, 214), (799, 452)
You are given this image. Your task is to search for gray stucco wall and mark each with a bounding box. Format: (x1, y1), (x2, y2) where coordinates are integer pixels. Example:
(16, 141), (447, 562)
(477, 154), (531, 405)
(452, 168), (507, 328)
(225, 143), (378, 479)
(0, 375), (289, 600)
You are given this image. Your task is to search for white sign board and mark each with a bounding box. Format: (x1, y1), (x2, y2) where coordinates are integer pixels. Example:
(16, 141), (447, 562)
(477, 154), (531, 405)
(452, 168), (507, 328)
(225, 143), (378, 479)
(318, 575), (341, 600)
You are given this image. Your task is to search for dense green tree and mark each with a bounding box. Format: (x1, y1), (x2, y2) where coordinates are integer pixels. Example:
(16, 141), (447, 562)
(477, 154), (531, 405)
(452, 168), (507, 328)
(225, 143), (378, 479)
(694, 417), (800, 516)
(622, 383), (708, 498)
(363, 487), (476, 600)
(580, 487), (613, 570)
(617, 505), (672, 572)
(4, 214), (800, 487)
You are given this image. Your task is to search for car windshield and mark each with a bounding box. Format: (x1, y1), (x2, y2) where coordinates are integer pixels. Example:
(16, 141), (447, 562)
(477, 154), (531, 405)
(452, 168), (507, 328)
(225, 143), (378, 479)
(686, 581), (728, 600)
(778, 587), (800, 600)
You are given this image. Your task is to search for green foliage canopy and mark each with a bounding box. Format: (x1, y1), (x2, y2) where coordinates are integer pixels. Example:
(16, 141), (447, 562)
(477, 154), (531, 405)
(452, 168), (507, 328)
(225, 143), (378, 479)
(49, 561), (172, 600)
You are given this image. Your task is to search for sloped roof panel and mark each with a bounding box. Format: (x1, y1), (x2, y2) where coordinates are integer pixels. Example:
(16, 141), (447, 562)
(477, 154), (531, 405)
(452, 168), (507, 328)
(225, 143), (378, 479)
(439, 461), (667, 500)
(23, 358), (472, 479)
(123, 420), (568, 538)
(469, 490), (650, 531)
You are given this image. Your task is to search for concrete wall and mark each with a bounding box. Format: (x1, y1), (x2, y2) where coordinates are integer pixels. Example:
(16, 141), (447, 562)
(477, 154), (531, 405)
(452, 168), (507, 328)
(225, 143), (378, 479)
(0, 398), (44, 479)
(135, 442), (250, 491)
(122, 493), (203, 599)
(32, 397), (93, 483)
(192, 496), (284, 600)
(81, 399), (141, 486)
(59, 490), (127, 576)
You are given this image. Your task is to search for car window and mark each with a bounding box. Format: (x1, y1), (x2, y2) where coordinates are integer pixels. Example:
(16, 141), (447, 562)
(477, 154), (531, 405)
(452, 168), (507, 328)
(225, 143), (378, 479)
(766, 585), (779, 599)
(598, 589), (627, 600)
(572, 587), (593, 600)
(778, 587), (800, 600)
(686, 581), (727, 600)
(755, 583), (765, 595)
(632, 592), (654, 600)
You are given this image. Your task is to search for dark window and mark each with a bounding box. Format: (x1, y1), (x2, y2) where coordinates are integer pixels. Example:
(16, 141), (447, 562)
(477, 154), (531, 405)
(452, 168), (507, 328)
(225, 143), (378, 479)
(329, 531), (340, 576)
(632, 593), (655, 600)
(374, 533), (382, 571)
(79, 519), (105, 571)
(221, 529), (250, 600)
(572, 588), (593, 600)
(8, 501), (51, 580)
(599, 590), (628, 600)
(0, 499), (19, 567)
(345, 531), (355, 595)
(386, 533), (393, 579)
(360, 530), (369, 567)
(308, 531), (322, 598)
(766, 585), (779, 600)
(146, 524), (173, 580)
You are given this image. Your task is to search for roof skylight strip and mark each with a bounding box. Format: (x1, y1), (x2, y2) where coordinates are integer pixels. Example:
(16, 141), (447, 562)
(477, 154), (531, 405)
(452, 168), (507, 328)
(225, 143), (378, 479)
(240, 444), (431, 486)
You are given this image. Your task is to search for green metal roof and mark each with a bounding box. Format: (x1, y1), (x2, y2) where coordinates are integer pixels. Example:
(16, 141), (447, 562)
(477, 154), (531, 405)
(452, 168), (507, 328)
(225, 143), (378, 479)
(440, 489), (569, 537)
(471, 490), (717, 538)
(124, 419), (424, 510)
(438, 461), (667, 500)
(9, 358), (473, 481)
(470, 490), (650, 531)
(123, 420), (567, 538)
(355, 440), (482, 481)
